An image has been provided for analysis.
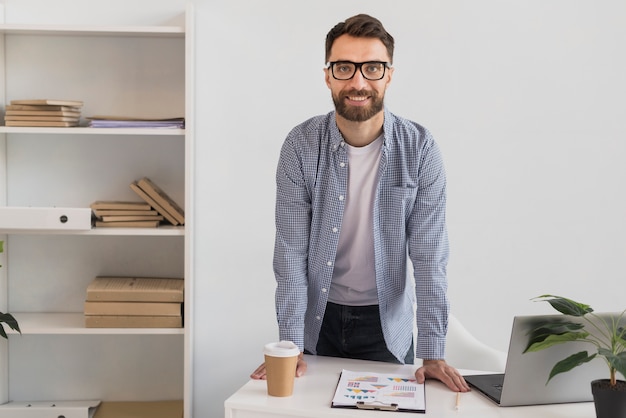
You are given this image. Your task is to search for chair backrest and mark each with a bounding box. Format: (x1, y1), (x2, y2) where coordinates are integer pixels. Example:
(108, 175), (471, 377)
(445, 314), (507, 372)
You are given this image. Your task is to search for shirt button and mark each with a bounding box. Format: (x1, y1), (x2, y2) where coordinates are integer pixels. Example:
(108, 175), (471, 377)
(340, 141), (345, 147)
(316, 316), (321, 320)
(332, 227), (338, 233)
(338, 195), (344, 201)
(321, 288), (327, 293)
(339, 162), (345, 167)
(327, 261), (333, 266)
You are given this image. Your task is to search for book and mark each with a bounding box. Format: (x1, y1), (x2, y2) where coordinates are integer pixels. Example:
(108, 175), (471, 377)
(93, 209), (159, 217)
(6, 110), (82, 117)
(93, 400), (183, 418)
(94, 220), (160, 228)
(85, 315), (182, 328)
(5, 120), (79, 127)
(331, 369), (425, 413)
(86, 276), (184, 302)
(5, 115), (80, 122)
(10, 99), (84, 107)
(136, 177), (185, 224)
(99, 215), (164, 222)
(129, 182), (179, 225)
(6, 104), (82, 112)
(84, 301), (182, 316)
(90, 201), (152, 211)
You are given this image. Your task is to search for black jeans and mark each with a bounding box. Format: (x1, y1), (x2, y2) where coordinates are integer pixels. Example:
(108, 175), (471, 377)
(311, 302), (414, 364)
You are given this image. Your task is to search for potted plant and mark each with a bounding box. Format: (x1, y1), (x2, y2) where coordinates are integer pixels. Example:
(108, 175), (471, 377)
(524, 294), (626, 418)
(0, 240), (21, 339)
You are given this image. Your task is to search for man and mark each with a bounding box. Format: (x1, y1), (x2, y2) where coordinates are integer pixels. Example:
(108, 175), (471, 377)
(251, 13), (469, 392)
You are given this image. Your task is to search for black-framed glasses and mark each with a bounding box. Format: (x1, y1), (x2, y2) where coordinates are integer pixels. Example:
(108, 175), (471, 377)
(326, 61), (391, 81)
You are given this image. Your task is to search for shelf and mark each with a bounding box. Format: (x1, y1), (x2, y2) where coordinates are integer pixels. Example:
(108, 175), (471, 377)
(0, 226), (185, 236)
(0, 23), (185, 37)
(6, 313), (184, 335)
(0, 127), (185, 136)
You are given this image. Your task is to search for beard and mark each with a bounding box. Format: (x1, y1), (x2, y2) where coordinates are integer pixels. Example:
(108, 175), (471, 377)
(332, 88), (384, 122)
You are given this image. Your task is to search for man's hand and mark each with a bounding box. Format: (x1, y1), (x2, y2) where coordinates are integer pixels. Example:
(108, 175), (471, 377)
(250, 353), (308, 380)
(415, 359), (471, 392)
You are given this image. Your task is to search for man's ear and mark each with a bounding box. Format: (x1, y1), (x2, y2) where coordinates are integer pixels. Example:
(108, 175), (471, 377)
(385, 66), (394, 87)
(324, 67), (332, 89)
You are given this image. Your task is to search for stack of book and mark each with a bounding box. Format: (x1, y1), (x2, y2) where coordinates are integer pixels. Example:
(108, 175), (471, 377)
(84, 276), (184, 328)
(4, 99), (83, 127)
(130, 177), (185, 226)
(90, 201), (164, 228)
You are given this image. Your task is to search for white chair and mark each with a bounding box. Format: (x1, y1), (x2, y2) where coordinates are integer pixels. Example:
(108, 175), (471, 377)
(413, 313), (507, 372)
(445, 314), (507, 372)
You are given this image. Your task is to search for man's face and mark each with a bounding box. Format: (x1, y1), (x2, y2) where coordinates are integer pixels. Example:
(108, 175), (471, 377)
(325, 34), (394, 122)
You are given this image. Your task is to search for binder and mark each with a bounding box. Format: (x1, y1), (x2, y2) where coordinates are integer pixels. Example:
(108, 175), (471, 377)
(0, 207), (92, 231)
(0, 400), (100, 418)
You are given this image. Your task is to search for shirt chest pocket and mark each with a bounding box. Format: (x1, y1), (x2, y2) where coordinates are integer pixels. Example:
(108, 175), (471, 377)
(379, 185), (418, 227)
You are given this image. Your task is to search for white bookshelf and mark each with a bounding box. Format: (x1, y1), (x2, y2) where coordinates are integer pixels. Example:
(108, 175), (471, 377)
(0, 5), (193, 416)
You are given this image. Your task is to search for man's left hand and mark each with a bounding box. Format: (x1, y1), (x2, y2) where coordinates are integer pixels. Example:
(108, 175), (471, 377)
(415, 359), (471, 392)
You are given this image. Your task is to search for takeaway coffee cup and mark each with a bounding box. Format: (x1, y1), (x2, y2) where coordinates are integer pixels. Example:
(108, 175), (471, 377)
(263, 341), (300, 397)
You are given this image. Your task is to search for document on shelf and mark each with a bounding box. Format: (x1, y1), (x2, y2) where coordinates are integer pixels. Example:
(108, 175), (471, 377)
(86, 115), (185, 128)
(331, 369), (425, 413)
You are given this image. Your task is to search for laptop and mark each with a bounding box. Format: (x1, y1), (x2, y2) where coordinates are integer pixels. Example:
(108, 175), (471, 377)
(464, 313), (619, 406)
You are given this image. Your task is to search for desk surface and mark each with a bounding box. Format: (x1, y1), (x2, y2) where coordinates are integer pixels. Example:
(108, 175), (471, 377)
(224, 355), (595, 418)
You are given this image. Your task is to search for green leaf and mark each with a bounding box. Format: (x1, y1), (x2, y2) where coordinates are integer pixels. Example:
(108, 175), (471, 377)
(547, 351), (596, 383)
(524, 321), (589, 352)
(532, 295), (594, 316)
(0, 312), (21, 338)
(527, 320), (584, 340)
(526, 331), (589, 352)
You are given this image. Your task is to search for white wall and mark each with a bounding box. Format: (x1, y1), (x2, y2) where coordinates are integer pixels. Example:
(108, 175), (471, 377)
(195, 1), (626, 417)
(3, 1), (625, 417)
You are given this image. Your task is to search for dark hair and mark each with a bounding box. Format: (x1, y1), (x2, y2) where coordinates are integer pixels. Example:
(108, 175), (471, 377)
(325, 14), (395, 64)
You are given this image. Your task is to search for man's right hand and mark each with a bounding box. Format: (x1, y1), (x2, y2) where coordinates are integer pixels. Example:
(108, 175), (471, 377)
(250, 353), (308, 380)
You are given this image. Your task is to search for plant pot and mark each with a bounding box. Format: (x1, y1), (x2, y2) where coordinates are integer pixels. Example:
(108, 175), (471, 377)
(591, 379), (626, 418)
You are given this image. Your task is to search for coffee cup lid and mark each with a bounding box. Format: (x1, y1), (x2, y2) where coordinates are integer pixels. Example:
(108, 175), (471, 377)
(264, 340), (300, 357)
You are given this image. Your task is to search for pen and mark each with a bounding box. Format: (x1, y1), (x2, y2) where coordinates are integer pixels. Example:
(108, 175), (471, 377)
(455, 392), (461, 410)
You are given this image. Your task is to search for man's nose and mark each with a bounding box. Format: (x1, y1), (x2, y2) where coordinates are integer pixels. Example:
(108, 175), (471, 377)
(346, 68), (369, 88)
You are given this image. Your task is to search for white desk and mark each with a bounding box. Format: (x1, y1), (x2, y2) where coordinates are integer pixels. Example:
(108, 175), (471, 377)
(224, 355), (595, 418)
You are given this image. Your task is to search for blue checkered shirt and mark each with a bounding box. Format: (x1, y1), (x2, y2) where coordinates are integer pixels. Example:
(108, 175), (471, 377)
(273, 108), (449, 362)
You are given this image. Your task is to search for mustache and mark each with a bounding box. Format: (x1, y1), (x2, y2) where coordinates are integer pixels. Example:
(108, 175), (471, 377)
(341, 89), (375, 97)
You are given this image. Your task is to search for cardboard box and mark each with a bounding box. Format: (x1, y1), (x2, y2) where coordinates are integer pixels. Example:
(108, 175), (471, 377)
(93, 400), (183, 418)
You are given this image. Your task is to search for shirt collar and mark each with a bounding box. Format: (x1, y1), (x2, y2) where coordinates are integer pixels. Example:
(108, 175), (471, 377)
(329, 107), (394, 149)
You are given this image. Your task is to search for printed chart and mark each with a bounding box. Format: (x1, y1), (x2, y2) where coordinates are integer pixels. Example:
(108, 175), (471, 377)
(331, 369), (426, 412)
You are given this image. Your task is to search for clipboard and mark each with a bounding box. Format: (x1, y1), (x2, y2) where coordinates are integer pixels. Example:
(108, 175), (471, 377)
(331, 369), (426, 413)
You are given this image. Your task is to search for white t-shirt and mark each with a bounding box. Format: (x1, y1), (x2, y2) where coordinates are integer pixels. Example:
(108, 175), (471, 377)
(328, 135), (383, 306)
